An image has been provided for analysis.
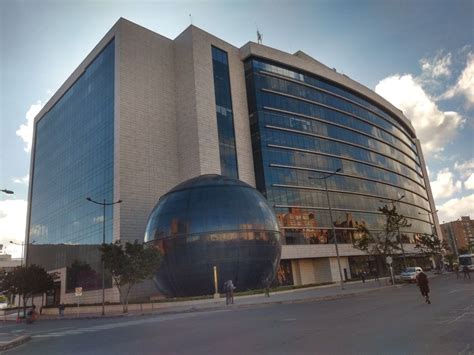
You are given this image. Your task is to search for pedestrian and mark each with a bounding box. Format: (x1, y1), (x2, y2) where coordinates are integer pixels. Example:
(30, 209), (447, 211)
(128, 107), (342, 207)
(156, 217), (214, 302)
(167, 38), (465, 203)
(462, 265), (471, 280)
(454, 265), (460, 279)
(264, 285), (270, 297)
(225, 280), (235, 305)
(372, 268), (379, 283)
(26, 305), (37, 324)
(360, 271), (366, 283)
(58, 303), (66, 317)
(262, 275), (273, 297)
(416, 271), (431, 304)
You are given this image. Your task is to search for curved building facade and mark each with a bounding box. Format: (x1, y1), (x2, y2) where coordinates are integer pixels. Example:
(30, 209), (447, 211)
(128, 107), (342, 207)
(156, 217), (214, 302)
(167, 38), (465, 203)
(242, 48), (437, 282)
(144, 174), (281, 297)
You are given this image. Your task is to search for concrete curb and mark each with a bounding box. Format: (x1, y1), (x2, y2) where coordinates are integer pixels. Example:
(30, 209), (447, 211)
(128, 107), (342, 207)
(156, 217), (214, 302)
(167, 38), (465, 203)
(35, 283), (404, 322)
(0, 334), (31, 352)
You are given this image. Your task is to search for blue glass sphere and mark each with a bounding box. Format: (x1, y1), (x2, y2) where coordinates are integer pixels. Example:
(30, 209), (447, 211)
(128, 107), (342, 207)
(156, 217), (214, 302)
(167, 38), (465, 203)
(144, 174), (281, 297)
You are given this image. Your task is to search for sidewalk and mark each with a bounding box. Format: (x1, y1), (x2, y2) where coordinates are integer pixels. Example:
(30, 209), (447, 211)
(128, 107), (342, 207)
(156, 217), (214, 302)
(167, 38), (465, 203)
(23, 277), (400, 322)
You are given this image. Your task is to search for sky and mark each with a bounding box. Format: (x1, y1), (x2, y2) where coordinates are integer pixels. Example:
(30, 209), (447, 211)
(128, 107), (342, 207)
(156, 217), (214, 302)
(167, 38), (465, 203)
(1, 0), (473, 257)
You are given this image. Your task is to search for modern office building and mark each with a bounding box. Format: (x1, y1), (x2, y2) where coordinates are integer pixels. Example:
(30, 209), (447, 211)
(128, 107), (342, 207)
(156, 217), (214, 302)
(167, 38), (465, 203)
(441, 216), (474, 255)
(26, 18), (440, 304)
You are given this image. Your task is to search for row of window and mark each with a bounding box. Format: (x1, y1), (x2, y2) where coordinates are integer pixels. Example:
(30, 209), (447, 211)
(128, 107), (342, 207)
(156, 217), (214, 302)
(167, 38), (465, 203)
(247, 59), (417, 148)
(257, 94), (421, 173)
(274, 206), (432, 236)
(266, 166), (429, 208)
(260, 110), (419, 169)
(261, 127), (422, 180)
(258, 74), (418, 156)
(265, 147), (427, 195)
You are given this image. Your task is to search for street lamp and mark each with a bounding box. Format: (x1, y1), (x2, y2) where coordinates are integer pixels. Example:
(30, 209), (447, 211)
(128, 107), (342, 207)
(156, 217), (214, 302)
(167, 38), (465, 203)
(86, 197), (122, 316)
(308, 168), (344, 290)
(1, 189), (14, 194)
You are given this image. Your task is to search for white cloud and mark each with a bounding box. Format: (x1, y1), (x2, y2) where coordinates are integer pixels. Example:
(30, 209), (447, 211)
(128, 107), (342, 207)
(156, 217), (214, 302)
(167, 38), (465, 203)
(454, 159), (474, 179)
(12, 174), (29, 185)
(0, 199), (27, 258)
(429, 168), (462, 200)
(454, 159), (474, 172)
(442, 52), (474, 105)
(465, 174), (474, 190)
(375, 74), (464, 156)
(437, 193), (474, 223)
(16, 100), (45, 153)
(420, 51), (452, 79)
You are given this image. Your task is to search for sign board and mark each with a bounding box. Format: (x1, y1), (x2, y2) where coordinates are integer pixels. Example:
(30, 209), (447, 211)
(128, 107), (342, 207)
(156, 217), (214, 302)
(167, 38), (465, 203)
(75, 287), (83, 297)
(386, 256), (393, 265)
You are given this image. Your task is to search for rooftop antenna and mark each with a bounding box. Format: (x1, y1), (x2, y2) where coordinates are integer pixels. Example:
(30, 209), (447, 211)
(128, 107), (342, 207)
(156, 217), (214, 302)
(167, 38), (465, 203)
(189, 14), (193, 25)
(256, 24), (263, 44)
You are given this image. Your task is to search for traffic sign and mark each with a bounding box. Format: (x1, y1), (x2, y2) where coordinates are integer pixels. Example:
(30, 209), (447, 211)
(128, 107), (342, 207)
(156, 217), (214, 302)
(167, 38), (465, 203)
(75, 287), (83, 296)
(386, 256), (393, 265)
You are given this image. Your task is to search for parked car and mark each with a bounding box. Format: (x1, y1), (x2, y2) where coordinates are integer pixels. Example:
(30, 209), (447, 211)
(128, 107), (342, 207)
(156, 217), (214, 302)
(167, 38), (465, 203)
(400, 267), (423, 282)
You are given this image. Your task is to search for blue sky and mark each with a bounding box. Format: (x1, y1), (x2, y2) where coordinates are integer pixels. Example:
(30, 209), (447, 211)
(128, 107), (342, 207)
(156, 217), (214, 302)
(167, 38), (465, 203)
(1, 0), (473, 257)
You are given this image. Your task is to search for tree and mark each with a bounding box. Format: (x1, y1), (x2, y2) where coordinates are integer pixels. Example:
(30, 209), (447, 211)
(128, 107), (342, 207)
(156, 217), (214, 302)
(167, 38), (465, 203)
(353, 205), (410, 274)
(444, 254), (457, 269)
(66, 260), (100, 292)
(0, 264), (56, 315)
(99, 241), (161, 313)
(458, 247), (470, 255)
(414, 233), (448, 269)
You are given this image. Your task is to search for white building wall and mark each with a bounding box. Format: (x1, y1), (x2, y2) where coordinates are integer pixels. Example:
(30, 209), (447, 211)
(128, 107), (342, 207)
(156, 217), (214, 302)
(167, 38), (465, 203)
(174, 26), (255, 186)
(116, 19), (180, 245)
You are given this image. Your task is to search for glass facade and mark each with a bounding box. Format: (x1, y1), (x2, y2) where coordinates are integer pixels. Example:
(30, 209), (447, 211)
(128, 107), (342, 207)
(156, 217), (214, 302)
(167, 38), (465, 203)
(144, 175), (281, 297)
(244, 58), (433, 246)
(212, 46), (239, 178)
(27, 40), (115, 292)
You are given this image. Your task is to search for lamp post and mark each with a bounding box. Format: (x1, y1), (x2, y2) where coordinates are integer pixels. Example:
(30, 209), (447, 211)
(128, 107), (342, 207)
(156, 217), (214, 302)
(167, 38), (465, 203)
(86, 197), (122, 316)
(308, 168), (344, 289)
(379, 195), (407, 270)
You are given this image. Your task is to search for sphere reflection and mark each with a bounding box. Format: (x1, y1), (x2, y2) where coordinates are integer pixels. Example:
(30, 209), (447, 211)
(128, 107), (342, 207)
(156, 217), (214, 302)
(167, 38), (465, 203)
(144, 174), (281, 297)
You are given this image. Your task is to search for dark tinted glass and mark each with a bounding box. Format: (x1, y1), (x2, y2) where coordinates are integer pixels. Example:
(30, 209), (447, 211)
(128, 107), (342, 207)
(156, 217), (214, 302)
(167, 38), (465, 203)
(144, 174), (282, 297)
(212, 46), (239, 178)
(245, 58), (433, 244)
(27, 40), (115, 292)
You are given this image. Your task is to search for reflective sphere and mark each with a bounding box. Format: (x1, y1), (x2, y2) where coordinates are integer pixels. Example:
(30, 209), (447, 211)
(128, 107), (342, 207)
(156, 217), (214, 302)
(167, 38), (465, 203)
(144, 174), (281, 297)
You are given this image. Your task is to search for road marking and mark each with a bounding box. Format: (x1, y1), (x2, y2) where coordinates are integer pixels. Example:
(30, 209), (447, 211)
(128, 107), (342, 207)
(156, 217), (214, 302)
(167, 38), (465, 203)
(280, 318), (297, 322)
(30, 310), (228, 339)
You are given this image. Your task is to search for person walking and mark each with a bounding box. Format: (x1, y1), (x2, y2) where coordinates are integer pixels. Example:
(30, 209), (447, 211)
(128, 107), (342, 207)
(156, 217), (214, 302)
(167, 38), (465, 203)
(372, 268), (380, 284)
(58, 303), (66, 317)
(225, 280), (235, 305)
(360, 271), (366, 283)
(462, 265), (471, 280)
(454, 265), (460, 279)
(416, 270), (431, 304)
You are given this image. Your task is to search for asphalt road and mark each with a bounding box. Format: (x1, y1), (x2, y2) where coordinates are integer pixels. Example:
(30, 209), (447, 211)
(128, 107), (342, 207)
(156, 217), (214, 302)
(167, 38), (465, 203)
(4, 274), (473, 355)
